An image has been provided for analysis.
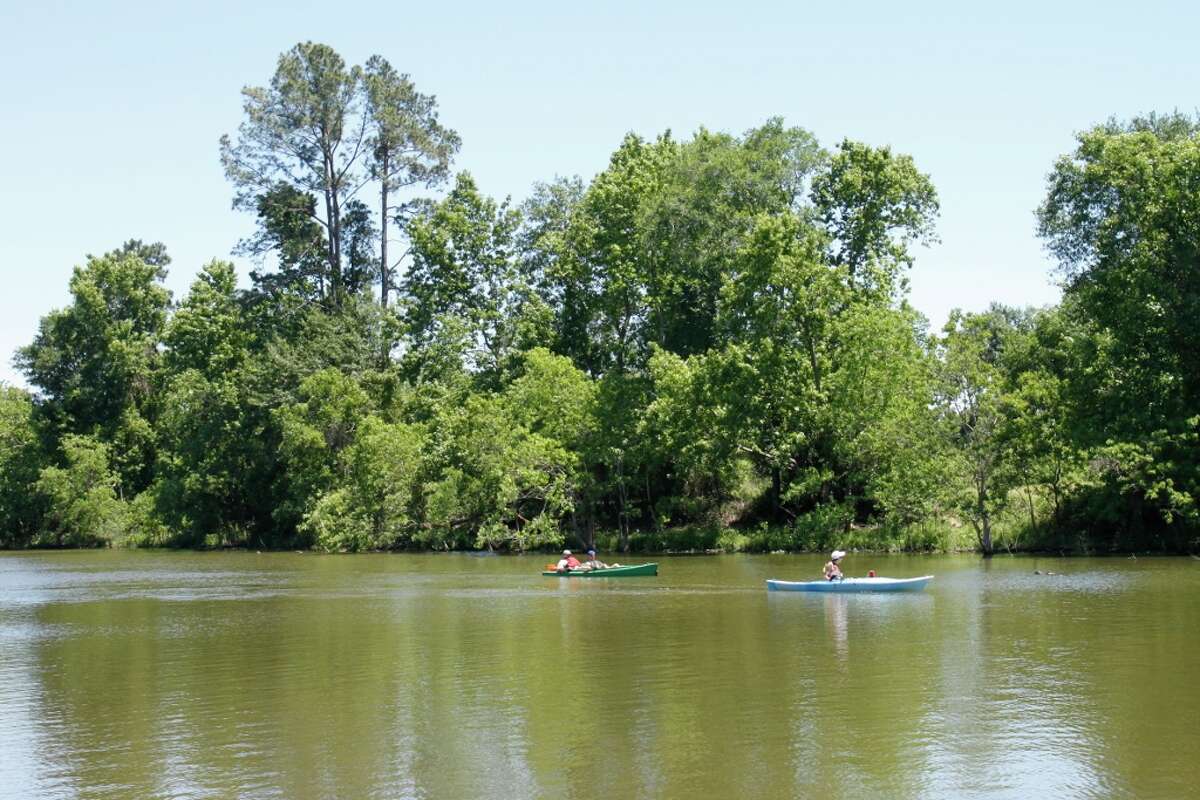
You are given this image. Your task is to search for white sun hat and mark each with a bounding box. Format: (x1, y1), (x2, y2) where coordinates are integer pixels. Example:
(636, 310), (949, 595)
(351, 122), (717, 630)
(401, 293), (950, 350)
(831, 550), (846, 560)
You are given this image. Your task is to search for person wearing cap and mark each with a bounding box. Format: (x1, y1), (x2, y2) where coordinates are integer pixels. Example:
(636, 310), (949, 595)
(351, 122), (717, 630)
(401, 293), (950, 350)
(555, 550), (582, 572)
(581, 548), (609, 571)
(823, 550), (846, 581)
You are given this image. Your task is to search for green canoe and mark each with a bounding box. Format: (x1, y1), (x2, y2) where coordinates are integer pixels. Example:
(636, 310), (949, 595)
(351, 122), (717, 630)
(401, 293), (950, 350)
(542, 563), (658, 577)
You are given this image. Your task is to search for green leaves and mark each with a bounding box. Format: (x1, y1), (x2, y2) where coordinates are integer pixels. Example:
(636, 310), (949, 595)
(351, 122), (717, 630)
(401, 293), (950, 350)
(301, 416), (425, 552)
(812, 139), (939, 300)
(1036, 114), (1200, 547)
(35, 435), (126, 547)
(0, 387), (45, 544)
(28, 104), (1199, 554)
(936, 307), (1028, 551)
(362, 55), (459, 198)
(223, 43), (460, 309)
(17, 246), (171, 492)
(403, 172), (525, 377)
(1038, 114), (1200, 408)
(423, 393), (575, 551)
(165, 261), (248, 378)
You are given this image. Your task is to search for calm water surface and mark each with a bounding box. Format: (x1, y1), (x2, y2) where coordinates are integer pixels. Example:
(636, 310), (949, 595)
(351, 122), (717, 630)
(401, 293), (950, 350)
(1, 552), (1197, 799)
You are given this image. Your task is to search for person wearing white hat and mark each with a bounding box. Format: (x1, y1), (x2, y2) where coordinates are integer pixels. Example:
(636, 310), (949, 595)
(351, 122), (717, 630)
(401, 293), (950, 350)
(555, 549), (581, 572)
(823, 550), (846, 581)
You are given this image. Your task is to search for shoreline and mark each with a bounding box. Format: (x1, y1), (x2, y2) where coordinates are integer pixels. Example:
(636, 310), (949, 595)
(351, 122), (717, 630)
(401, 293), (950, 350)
(2, 545), (1192, 557)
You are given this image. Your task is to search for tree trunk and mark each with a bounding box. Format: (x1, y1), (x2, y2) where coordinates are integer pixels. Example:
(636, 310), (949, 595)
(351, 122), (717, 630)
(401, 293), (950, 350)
(1025, 487), (1037, 534)
(377, 158), (392, 367)
(330, 187), (343, 301)
(379, 153), (390, 308)
(587, 505), (596, 551)
(616, 456), (630, 553)
(619, 483), (630, 553)
(771, 466), (782, 522)
(646, 472), (658, 532)
(322, 179), (337, 301)
(322, 148), (343, 304)
(977, 481), (993, 556)
(1051, 460), (1063, 525)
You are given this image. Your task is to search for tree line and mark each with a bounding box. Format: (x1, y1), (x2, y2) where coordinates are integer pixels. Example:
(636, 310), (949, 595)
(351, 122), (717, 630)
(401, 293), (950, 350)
(1, 43), (1197, 554)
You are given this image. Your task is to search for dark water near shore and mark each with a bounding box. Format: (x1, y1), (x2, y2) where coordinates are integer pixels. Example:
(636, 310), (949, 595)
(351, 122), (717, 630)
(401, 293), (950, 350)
(1, 551), (1197, 799)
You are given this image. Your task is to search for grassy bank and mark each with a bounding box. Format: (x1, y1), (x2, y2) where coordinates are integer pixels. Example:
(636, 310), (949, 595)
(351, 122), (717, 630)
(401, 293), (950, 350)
(592, 519), (972, 555)
(589, 499), (1114, 555)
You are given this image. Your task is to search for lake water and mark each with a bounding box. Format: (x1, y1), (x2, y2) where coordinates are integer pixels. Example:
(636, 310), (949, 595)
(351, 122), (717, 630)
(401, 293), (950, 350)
(1, 551), (1197, 799)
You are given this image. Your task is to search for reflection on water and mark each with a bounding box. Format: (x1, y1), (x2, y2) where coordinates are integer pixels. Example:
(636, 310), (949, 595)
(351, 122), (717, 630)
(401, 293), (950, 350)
(826, 594), (848, 661)
(0, 552), (1198, 799)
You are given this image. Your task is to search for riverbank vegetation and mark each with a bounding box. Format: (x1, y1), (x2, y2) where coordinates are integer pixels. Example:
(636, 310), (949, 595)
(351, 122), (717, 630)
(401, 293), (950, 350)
(2, 43), (1197, 554)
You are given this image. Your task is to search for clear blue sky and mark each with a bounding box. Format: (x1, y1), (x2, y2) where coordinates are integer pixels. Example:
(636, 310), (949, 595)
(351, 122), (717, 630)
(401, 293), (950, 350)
(3, 0), (1197, 387)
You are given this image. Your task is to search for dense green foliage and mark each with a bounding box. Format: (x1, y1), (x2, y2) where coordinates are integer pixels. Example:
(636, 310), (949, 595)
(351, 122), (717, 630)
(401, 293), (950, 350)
(2, 46), (1197, 553)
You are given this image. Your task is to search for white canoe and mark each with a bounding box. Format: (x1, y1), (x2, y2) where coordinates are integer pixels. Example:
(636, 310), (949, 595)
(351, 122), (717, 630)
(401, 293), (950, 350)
(766, 575), (933, 593)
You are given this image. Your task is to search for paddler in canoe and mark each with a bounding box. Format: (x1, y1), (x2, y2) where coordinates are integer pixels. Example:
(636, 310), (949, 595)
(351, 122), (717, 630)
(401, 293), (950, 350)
(823, 550), (846, 581)
(581, 548), (616, 570)
(554, 550), (582, 572)
(551, 548), (622, 573)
